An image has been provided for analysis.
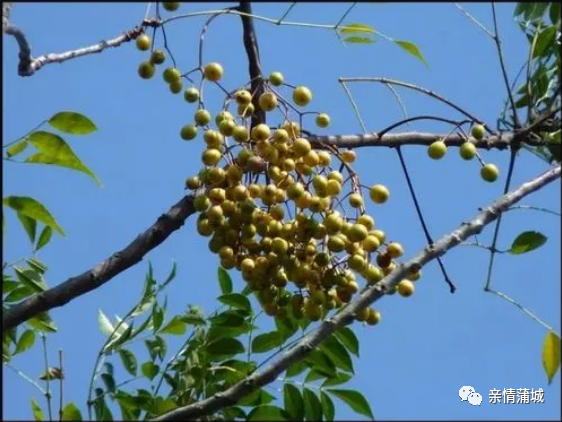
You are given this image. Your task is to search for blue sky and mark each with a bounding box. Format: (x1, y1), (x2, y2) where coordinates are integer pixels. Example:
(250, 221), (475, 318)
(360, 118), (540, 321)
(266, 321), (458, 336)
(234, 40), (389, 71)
(3, 2), (560, 420)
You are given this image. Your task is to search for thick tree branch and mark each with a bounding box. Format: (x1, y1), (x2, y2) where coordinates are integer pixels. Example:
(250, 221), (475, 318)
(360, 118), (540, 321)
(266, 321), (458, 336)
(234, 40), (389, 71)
(154, 166), (561, 421)
(305, 130), (538, 150)
(3, 13), (145, 77)
(3, 196), (196, 331)
(239, 1), (265, 128)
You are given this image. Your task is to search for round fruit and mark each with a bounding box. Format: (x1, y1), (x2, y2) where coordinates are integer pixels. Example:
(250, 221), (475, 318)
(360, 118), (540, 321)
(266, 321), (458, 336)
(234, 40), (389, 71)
(136, 34), (151, 51)
(480, 163), (499, 182)
(194, 109), (212, 126)
(202, 148), (222, 166)
(427, 140), (447, 160)
(348, 193), (363, 208)
(397, 280), (415, 297)
(292, 138), (311, 157)
(185, 176), (200, 190)
(162, 2), (180, 11)
(138, 61), (155, 79)
(341, 150), (356, 163)
(163, 67), (181, 84)
(251, 124), (270, 141)
(369, 184), (389, 204)
(150, 49), (166, 65)
(293, 86), (312, 107)
(184, 87), (199, 103)
(169, 80), (183, 94)
(471, 123), (485, 141)
(366, 308), (381, 325)
(238, 103), (254, 118)
(180, 124), (198, 141)
(234, 89), (252, 105)
(459, 142), (477, 160)
(269, 71), (284, 86)
(316, 113), (330, 128)
(204, 62), (223, 82)
(259, 92), (278, 112)
(232, 126), (250, 143)
(386, 242), (404, 259)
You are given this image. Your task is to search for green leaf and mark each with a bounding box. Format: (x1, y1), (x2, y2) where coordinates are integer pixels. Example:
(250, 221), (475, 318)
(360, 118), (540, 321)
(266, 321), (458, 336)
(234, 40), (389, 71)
(549, 3), (560, 24)
(48, 111), (97, 135)
(218, 293), (251, 312)
(335, 326), (359, 357)
(105, 323), (134, 353)
(218, 267), (233, 294)
(31, 397), (44, 421)
(25, 258), (48, 274)
(207, 337), (245, 361)
(286, 360), (308, 378)
(509, 231), (547, 254)
(160, 316), (187, 335)
(322, 371), (353, 388)
(339, 23), (375, 34)
(514, 2), (532, 17)
(34, 226), (53, 252)
(141, 361), (159, 380)
(61, 402), (82, 421)
(98, 309), (115, 336)
(283, 383), (304, 420)
(152, 303), (165, 332)
(533, 25), (558, 58)
(542, 331), (561, 385)
(394, 40), (428, 67)
(3, 196), (64, 235)
(118, 349), (138, 376)
(4, 285), (34, 302)
(26, 131), (101, 186)
(239, 389), (276, 407)
(326, 389), (374, 420)
(320, 335), (354, 374)
(28, 312), (57, 332)
(305, 369), (329, 383)
(14, 329), (35, 355)
(303, 388), (322, 421)
(160, 261), (177, 289)
(145, 336), (167, 362)
(14, 266), (47, 292)
(224, 407), (246, 420)
(6, 139), (28, 157)
(17, 212), (36, 244)
(93, 389), (114, 421)
(321, 391), (335, 422)
(3, 277), (19, 295)
(247, 405), (288, 421)
(305, 350), (336, 377)
(101, 373), (116, 394)
(344, 36), (375, 44)
(153, 397), (177, 416)
(252, 331), (282, 353)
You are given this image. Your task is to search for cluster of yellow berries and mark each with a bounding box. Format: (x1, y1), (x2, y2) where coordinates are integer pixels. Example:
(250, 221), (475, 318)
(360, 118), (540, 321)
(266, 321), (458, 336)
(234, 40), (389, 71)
(426, 124), (500, 182)
(135, 35), (421, 324)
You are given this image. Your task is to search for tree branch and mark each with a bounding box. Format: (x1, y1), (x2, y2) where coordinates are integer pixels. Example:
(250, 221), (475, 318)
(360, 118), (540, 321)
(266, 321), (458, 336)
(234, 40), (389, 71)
(3, 13), (145, 77)
(305, 130), (537, 150)
(3, 196), (196, 331)
(154, 165), (561, 421)
(239, 1), (265, 128)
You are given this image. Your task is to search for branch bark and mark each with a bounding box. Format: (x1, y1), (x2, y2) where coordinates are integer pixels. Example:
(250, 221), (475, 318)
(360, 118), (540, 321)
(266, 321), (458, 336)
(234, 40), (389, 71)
(3, 196), (196, 331)
(239, 1), (265, 128)
(3, 12), (145, 77)
(154, 165), (561, 421)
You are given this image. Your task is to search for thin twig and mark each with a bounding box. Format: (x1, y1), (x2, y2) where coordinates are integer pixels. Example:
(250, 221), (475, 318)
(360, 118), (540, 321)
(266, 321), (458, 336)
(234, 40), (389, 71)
(41, 334), (53, 422)
(277, 2), (296, 24)
(454, 3), (494, 38)
(339, 81), (367, 133)
(487, 288), (558, 335)
(484, 149), (518, 291)
(333, 3), (357, 29)
(340, 77), (489, 132)
(396, 147), (456, 293)
(58, 349), (63, 422)
(506, 204), (561, 216)
(491, 2), (520, 128)
(5, 363), (46, 394)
